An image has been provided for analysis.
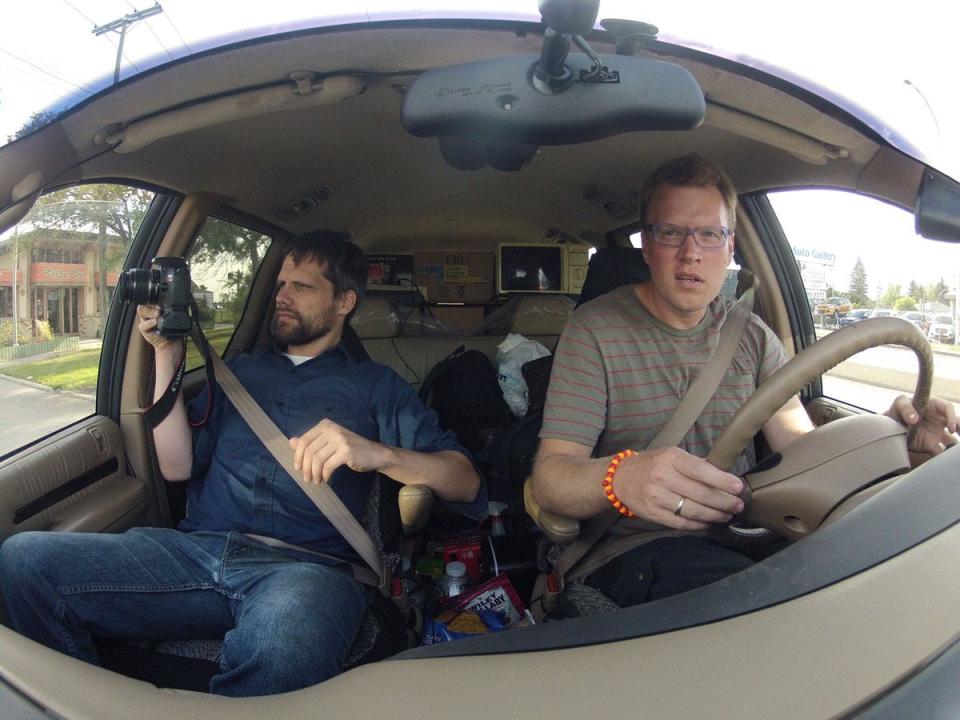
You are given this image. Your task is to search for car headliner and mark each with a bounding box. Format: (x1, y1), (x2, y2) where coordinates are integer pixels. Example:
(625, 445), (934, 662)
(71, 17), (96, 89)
(11, 7), (936, 175)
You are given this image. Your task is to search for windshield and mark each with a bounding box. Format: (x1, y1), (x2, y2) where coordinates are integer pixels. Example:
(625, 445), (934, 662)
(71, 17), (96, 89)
(1, 1), (957, 176)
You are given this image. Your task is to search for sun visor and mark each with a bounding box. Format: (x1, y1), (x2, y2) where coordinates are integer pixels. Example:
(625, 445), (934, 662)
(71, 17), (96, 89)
(401, 53), (704, 145)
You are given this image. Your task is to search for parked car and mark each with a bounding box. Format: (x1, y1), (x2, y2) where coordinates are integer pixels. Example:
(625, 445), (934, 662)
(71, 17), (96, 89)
(871, 308), (895, 319)
(815, 297), (852, 324)
(1, 2), (959, 718)
(901, 311), (929, 333)
(838, 308), (872, 327)
(928, 315), (957, 344)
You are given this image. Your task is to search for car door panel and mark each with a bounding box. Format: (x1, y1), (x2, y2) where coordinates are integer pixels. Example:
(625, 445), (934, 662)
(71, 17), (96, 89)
(0, 416), (149, 540)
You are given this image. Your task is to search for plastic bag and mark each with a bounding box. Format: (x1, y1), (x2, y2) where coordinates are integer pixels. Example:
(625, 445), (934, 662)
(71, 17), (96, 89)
(495, 333), (551, 417)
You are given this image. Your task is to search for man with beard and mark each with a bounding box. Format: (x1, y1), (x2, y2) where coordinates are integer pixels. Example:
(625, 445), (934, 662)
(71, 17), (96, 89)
(0, 231), (482, 696)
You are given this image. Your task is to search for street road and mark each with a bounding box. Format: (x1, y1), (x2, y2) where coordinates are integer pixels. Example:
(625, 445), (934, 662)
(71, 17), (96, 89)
(0, 375), (93, 457)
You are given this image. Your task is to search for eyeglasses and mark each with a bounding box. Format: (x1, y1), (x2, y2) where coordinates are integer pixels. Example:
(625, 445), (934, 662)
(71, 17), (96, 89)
(643, 223), (731, 249)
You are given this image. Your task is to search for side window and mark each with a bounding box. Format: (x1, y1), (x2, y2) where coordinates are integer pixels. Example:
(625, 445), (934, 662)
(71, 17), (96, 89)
(184, 216), (272, 370)
(0, 183), (157, 456)
(769, 189), (959, 414)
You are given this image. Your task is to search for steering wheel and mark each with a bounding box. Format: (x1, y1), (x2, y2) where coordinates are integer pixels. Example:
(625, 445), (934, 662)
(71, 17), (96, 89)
(707, 317), (932, 471)
(705, 317), (933, 538)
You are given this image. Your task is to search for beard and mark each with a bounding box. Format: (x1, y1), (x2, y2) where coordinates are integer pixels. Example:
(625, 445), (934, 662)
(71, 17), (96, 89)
(271, 308), (332, 350)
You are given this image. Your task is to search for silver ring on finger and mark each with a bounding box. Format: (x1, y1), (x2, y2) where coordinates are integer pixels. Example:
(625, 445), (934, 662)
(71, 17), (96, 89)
(673, 495), (686, 516)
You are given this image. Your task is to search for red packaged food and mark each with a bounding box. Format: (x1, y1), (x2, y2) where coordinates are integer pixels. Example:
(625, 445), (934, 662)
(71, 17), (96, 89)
(441, 534), (484, 580)
(444, 573), (526, 626)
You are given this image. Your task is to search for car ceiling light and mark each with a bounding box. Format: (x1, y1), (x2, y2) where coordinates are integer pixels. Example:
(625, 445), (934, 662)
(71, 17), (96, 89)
(273, 185), (334, 222)
(95, 74), (366, 154)
(705, 102), (849, 165)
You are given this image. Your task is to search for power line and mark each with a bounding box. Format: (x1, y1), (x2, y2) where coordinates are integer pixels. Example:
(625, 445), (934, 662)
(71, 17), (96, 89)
(162, 9), (194, 55)
(904, 78), (942, 141)
(62, 0), (144, 82)
(92, 3), (164, 84)
(59, 0), (96, 26)
(1, 49), (95, 95)
(126, 0), (175, 61)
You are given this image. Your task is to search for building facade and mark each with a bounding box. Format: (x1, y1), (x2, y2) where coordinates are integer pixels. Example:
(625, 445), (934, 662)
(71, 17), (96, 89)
(0, 229), (121, 343)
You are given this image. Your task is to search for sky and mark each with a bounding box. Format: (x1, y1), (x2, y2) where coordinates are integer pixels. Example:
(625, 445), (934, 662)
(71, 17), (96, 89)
(1, 0), (959, 296)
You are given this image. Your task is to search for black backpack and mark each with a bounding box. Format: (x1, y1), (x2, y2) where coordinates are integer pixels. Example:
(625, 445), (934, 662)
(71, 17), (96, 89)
(478, 354), (554, 509)
(418, 346), (512, 454)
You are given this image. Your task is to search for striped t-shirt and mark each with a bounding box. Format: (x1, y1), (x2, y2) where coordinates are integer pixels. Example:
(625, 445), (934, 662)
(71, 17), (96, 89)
(540, 284), (788, 477)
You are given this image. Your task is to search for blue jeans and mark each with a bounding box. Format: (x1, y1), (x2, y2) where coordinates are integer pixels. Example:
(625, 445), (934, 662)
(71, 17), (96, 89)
(0, 528), (368, 697)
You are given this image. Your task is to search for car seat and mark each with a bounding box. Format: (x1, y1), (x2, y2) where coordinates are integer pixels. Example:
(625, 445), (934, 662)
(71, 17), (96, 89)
(96, 302), (435, 690)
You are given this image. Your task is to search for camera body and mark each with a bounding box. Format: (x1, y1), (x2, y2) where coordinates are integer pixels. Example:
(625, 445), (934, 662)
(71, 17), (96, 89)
(119, 257), (193, 338)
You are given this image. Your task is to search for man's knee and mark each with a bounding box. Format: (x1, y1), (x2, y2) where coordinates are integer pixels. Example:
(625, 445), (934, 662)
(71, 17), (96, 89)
(0, 532), (53, 589)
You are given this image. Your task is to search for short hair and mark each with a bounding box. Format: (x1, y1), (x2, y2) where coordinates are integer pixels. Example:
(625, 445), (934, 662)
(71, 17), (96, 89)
(283, 230), (367, 318)
(639, 153), (738, 230)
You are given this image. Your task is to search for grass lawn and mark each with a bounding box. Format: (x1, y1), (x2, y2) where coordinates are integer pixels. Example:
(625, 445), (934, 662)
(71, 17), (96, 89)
(0, 327), (234, 394)
(0, 349), (103, 393)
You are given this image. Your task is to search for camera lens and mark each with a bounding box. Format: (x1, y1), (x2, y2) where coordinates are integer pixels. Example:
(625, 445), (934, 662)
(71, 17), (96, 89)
(119, 268), (161, 305)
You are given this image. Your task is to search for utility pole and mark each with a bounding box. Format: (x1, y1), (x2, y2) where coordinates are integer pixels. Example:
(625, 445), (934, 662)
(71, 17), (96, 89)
(92, 3), (164, 85)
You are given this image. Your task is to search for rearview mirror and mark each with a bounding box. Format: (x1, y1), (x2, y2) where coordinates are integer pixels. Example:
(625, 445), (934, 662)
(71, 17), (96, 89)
(401, 53), (705, 146)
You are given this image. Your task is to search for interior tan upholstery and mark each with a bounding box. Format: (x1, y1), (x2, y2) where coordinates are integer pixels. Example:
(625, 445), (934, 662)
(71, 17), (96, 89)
(509, 295), (575, 336)
(350, 296), (400, 339)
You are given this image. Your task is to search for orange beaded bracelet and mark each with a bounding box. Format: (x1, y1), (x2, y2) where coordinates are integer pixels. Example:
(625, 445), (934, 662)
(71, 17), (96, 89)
(602, 449), (635, 518)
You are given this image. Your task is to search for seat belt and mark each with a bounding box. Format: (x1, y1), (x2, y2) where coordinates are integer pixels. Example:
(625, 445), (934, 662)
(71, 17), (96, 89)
(552, 285), (756, 586)
(203, 345), (386, 590)
(145, 314), (389, 592)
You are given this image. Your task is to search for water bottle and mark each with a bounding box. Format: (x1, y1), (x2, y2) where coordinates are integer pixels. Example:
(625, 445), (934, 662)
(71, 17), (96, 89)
(439, 560), (468, 598)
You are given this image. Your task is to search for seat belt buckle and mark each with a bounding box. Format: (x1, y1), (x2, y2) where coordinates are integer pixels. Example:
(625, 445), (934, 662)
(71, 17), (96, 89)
(542, 571), (562, 614)
(378, 566), (392, 597)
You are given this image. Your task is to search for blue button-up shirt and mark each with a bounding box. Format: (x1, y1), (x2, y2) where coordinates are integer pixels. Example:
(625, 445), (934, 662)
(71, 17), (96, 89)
(179, 344), (482, 563)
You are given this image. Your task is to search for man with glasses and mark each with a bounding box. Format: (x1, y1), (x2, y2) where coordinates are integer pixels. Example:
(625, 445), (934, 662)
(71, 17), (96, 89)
(531, 153), (957, 612)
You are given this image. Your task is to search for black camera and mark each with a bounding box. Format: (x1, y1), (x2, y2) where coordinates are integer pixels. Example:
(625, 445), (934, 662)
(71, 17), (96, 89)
(119, 257), (193, 338)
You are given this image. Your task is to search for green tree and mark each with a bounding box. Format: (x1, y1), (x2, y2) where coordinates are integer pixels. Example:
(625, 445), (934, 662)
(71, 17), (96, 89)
(848, 257), (869, 306)
(10, 110), (59, 142)
(929, 278), (950, 308)
(907, 280), (922, 303)
(879, 283), (901, 308)
(190, 218), (265, 280)
(895, 296), (917, 312)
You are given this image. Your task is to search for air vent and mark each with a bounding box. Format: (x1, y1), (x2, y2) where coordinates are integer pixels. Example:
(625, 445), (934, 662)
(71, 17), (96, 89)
(582, 183), (639, 221)
(272, 185), (333, 222)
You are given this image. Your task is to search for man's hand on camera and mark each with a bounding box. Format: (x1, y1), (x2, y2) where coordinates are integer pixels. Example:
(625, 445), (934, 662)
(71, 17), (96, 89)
(137, 304), (181, 354)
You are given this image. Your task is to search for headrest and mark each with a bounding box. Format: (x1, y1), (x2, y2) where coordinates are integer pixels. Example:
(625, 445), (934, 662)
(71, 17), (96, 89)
(350, 296), (400, 339)
(509, 295), (575, 336)
(577, 246), (650, 308)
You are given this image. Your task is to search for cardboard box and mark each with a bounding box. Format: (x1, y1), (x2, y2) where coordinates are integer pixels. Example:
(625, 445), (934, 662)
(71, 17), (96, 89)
(415, 251), (494, 303)
(566, 247), (590, 295)
(429, 306), (486, 335)
(366, 254), (414, 290)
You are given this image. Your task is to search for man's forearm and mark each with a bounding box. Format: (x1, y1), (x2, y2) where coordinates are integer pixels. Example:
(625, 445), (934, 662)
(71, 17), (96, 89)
(151, 344), (193, 481)
(532, 452), (612, 519)
(379, 448), (480, 503)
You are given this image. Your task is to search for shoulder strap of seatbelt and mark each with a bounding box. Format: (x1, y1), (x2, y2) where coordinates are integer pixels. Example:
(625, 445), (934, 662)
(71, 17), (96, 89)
(555, 285), (756, 582)
(190, 322), (387, 592)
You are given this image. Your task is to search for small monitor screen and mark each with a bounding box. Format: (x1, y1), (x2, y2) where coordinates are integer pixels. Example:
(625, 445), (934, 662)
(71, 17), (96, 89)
(499, 244), (564, 293)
